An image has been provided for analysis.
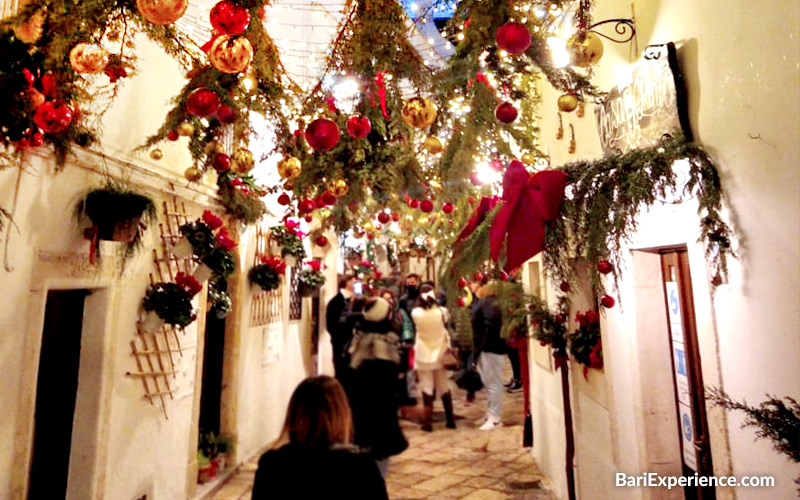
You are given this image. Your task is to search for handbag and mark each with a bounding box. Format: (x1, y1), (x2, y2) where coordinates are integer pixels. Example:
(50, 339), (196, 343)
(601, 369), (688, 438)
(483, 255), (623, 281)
(454, 363), (483, 392)
(442, 348), (460, 370)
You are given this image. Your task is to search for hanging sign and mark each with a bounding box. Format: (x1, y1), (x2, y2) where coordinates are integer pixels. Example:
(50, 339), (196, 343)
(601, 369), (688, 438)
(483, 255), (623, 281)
(595, 42), (692, 155)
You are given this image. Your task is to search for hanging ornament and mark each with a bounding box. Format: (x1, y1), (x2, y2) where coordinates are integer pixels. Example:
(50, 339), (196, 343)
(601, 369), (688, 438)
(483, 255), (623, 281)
(521, 152), (535, 166)
(423, 135), (443, 154)
(277, 156), (302, 180)
(213, 153), (231, 172)
(186, 88), (220, 117)
(205, 140), (225, 155)
(331, 179), (349, 197)
(401, 97), (437, 128)
(210, 0), (251, 35)
(167, 130), (179, 141)
(363, 221), (374, 232)
(499, 271), (509, 281)
(560, 281), (571, 293)
(13, 10), (45, 44)
(277, 193), (291, 206)
(208, 35), (253, 74)
(557, 94), (579, 112)
(597, 260), (613, 274)
(346, 114), (371, 139)
(298, 199), (315, 214)
(442, 202), (454, 214)
(28, 88), (45, 109)
(420, 200), (434, 213)
(185, 167), (203, 181)
(577, 101), (585, 118)
(217, 104), (236, 124)
(305, 118), (340, 151)
(315, 235), (329, 247)
(494, 101), (518, 124)
(150, 149), (163, 160)
(347, 201), (359, 213)
(321, 190), (337, 205)
(600, 295), (615, 308)
(391, 213), (400, 222)
(231, 148), (254, 173)
(177, 120), (195, 136)
(566, 31), (604, 67)
(495, 22), (532, 55)
(69, 43), (109, 74)
(136, 0), (188, 25)
(29, 131), (44, 147)
(556, 113), (564, 140)
(457, 297), (467, 308)
(33, 101), (73, 134)
(409, 199), (420, 209)
(490, 159), (504, 171)
(377, 212), (391, 224)
(568, 124), (576, 154)
(457, 277), (468, 288)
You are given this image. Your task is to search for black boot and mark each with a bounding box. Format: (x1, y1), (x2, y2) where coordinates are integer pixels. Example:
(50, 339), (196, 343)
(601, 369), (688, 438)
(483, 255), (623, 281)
(421, 393), (435, 432)
(441, 391), (456, 429)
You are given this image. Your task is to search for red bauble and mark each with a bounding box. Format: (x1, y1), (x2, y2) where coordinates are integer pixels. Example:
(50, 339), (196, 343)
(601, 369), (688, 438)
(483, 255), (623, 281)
(346, 114), (371, 139)
(210, 0), (251, 35)
(469, 172), (483, 186)
(457, 297), (467, 308)
(377, 212), (391, 224)
(299, 199), (315, 214)
(304, 215), (313, 223)
(490, 159), (504, 171)
(420, 200), (434, 213)
(375, 224), (382, 230)
(29, 131), (44, 147)
(277, 193), (291, 206)
(473, 271), (484, 282)
(597, 260), (613, 274)
(409, 199), (420, 209)
(33, 101), (73, 133)
(213, 153), (231, 172)
(457, 277), (468, 288)
(367, 233), (375, 240)
(494, 101), (518, 123)
(442, 202), (454, 214)
(600, 295), (616, 308)
(347, 201), (359, 212)
(186, 88), (220, 117)
(321, 190), (337, 205)
(315, 235), (329, 247)
(305, 118), (340, 151)
(314, 196), (326, 209)
(391, 213), (400, 222)
(560, 281), (571, 293)
(39, 73), (57, 97)
(167, 130), (179, 141)
(217, 104), (236, 124)
(495, 22), (532, 55)
(499, 271), (509, 281)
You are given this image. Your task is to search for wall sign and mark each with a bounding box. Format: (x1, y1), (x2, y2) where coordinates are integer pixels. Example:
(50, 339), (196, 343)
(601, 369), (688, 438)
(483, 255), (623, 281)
(595, 42), (692, 155)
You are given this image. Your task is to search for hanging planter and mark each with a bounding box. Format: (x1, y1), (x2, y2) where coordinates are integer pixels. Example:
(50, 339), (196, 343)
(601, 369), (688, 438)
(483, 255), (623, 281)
(171, 236), (194, 258)
(141, 282), (197, 330)
(298, 281), (320, 298)
(191, 263), (214, 283)
(249, 256), (285, 292)
(297, 260), (326, 297)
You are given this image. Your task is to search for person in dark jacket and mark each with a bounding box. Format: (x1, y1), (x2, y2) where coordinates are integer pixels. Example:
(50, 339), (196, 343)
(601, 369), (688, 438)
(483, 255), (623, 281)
(252, 375), (388, 500)
(327, 274), (355, 378)
(471, 281), (507, 430)
(347, 297), (409, 477)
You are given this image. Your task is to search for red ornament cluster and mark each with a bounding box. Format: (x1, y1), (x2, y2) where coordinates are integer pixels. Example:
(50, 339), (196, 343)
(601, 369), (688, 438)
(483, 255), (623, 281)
(186, 88), (221, 117)
(346, 114), (371, 139)
(210, 0), (251, 35)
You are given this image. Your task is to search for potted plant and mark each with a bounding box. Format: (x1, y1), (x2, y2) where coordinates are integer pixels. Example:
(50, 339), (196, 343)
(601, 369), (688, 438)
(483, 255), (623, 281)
(177, 212), (237, 282)
(139, 280), (198, 333)
(249, 255), (286, 292)
(270, 223), (306, 265)
(197, 450), (216, 484)
(297, 260), (326, 297)
(76, 182), (156, 264)
(198, 432), (233, 474)
(208, 281), (232, 319)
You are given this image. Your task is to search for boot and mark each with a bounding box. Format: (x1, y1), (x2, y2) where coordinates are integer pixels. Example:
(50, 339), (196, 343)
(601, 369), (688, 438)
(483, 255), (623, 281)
(421, 392), (435, 432)
(442, 391), (456, 429)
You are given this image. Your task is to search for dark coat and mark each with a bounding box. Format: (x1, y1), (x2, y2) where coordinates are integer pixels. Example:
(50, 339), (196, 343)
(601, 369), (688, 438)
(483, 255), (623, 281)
(346, 317), (408, 460)
(252, 443), (388, 499)
(470, 295), (506, 354)
(326, 292), (349, 356)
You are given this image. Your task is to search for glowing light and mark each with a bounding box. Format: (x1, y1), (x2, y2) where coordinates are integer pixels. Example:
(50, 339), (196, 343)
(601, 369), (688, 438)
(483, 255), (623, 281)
(476, 162), (502, 185)
(547, 37), (570, 68)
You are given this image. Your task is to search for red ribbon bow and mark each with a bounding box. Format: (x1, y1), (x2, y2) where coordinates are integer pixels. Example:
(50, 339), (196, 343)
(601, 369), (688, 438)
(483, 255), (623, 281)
(374, 71), (388, 118)
(489, 160), (567, 272)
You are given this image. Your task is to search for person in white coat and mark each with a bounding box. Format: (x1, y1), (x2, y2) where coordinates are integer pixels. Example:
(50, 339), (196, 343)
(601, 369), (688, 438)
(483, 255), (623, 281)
(411, 284), (456, 432)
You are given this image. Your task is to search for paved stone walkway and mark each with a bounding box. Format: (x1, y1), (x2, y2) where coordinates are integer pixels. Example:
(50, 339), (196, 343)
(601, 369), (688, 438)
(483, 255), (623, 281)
(208, 372), (556, 500)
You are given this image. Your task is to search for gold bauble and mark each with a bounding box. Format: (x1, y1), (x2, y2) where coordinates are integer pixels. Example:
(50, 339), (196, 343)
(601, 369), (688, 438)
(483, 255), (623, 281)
(231, 148), (254, 174)
(330, 179), (349, 197)
(69, 43), (109, 74)
(277, 156), (302, 180)
(423, 135), (443, 154)
(521, 153), (536, 166)
(557, 93), (579, 112)
(402, 97), (437, 129)
(136, 0), (188, 25)
(208, 35), (253, 74)
(184, 166), (203, 182)
(177, 121), (195, 137)
(363, 221), (374, 232)
(566, 32), (604, 67)
(150, 149), (163, 160)
(204, 139), (225, 155)
(13, 10), (45, 44)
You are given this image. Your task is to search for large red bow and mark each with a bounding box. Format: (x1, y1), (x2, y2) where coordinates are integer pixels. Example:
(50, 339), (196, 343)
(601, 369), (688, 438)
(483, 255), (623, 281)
(489, 160), (567, 272)
(456, 195), (500, 243)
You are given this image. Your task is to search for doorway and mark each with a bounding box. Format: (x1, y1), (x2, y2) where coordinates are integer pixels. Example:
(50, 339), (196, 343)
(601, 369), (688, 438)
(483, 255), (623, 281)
(199, 280), (228, 442)
(28, 289), (89, 500)
(661, 250), (715, 499)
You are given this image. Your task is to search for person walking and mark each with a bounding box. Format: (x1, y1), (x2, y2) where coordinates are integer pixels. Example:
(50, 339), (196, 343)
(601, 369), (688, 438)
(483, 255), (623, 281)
(397, 273), (421, 406)
(471, 280), (506, 430)
(252, 376), (388, 499)
(347, 297), (408, 477)
(326, 274), (355, 379)
(411, 284), (457, 432)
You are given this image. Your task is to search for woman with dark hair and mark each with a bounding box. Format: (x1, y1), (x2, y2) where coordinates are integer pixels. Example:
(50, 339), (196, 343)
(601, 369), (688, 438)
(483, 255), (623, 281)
(252, 376), (388, 499)
(411, 284), (456, 431)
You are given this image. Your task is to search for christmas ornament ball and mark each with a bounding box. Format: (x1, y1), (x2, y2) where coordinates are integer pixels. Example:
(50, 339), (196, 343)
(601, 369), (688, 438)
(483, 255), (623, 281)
(391, 213), (400, 222)
(277, 193), (291, 206)
(377, 212), (391, 224)
(469, 172), (483, 186)
(315, 235), (329, 247)
(321, 190), (337, 206)
(186, 88), (221, 117)
(490, 159), (504, 171)
(167, 130), (179, 141)
(567, 31), (604, 67)
(494, 101), (518, 124)
(401, 97), (437, 129)
(558, 94), (579, 112)
(346, 114), (371, 139)
(69, 43), (109, 74)
(231, 148), (254, 174)
(213, 153), (231, 172)
(305, 118), (340, 151)
(420, 200), (434, 213)
(442, 202), (454, 214)
(136, 0), (188, 25)
(209, 35), (253, 74)
(423, 135), (443, 154)
(457, 277), (468, 288)
(184, 167), (203, 182)
(217, 104), (236, 124)
(601, 294), (615, 308)
(210, 0), (251, 35)
(521, 152), (535, 166)
(495, 22), (532, 56)
(330, 179), (349, 197)
(33, 101), (73, 134)
(597, 260), (613, 274)
(560, 281), (571, 293)
(277, 156), (302, 180)
(457, 297), (467, 308)
(177, 121), (195, 136)
(304, 215), (313, 223)
(150, 149), (163, 160)
(409, 199), (420, 209)
(13, 10), (45, 44)
(299, 199), (315, 214)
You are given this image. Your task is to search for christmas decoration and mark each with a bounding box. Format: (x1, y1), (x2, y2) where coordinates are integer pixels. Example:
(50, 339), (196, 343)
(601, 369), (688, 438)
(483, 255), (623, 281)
(330, 179), (349, 197)
(208, 35), (253, 74)
(277, 193), (291, 206)
(321, 190), (337, 205)
(315, 235), (329, 247)
(277, 157), (301, 180)
(469, 173), (483, 186)
(560, 282), (571, 293)
(457, 297), (467, 308)
(346, 114), (371, 139)
(136, 0), (189, 26)
(142, 283), (196, 328)
(495, 22), (532, 56)
(377, 212), (391, 224)
(457, 277), (468, 288)
(214, 154), (231, 172)
(210, 0), (252, 35)
(167, 130), (179, 141)
(217, 105), (236, 124)
(600, 295), (615, 308)
(33, 101), (73, 134)
(442, 202), (454, 214)
(298, 199), (315, 214)
(231, 148), (254, 174)
(409, 199), (420, 209)
(12, 10), (44, 44)
(558, 94), (579, 112)
(567, 31), (604, 67)
(177, 121), (195, 136)
(521, 153), (535, 166)
(69, 43), (109, 74)
(185, 167), (203, 181)
(401, 97), (436, 129)
(305, 118), (340, 151)
(597, 260), (613, 274)
(424, 135), (443, 154)
(150, 149), (163, 160)
(494, 101), (518, 124)
(186, 88), (221, 117)
(490, 159), (504, 171)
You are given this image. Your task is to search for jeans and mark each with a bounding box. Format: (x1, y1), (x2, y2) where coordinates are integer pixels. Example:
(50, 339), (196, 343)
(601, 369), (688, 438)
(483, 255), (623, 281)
(478, 352), (504, 419)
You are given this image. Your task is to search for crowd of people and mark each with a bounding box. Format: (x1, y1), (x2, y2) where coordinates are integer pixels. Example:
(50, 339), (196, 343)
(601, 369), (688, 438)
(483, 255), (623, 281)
(252, 272), (525, 498)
